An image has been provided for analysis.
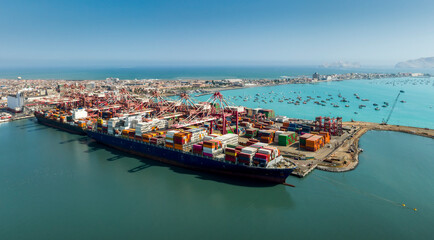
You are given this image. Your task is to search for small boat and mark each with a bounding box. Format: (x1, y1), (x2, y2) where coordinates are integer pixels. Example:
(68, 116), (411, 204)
(375, 107), (380, 111)
(362, 99), (369, 101)
(373, 103), (378, 106)
(400, 100), (406, 103)
(345, 105), (350, 107)
(354, 112), (358, 114)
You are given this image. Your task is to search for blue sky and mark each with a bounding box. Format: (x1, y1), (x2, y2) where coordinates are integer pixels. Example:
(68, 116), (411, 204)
(1, 0), (433, 67)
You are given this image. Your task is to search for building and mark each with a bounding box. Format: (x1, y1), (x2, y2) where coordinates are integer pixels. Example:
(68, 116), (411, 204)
(7, 92), (24, 112)
(312, 72), (320, 81)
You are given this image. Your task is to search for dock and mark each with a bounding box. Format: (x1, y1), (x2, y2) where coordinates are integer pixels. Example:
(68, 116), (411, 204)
(291, 163), (317, 178)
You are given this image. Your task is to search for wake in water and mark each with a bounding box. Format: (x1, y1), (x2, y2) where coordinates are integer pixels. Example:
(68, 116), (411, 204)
(312, 173), (418, 211)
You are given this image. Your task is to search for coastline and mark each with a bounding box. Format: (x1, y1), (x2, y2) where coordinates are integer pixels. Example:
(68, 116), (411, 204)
(317, 122), (434, 173)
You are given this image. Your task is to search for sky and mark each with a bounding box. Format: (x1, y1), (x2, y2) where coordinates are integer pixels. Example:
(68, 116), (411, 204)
(1, 0), (434, 67)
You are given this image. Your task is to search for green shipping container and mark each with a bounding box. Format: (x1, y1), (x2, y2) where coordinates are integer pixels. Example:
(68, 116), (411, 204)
(278, 134), (289, 146)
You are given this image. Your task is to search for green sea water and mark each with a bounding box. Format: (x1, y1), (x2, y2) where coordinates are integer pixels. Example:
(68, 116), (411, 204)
(0, 119), (433, 240)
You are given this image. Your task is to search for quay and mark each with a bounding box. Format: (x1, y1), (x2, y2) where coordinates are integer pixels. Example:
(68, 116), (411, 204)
(305, 122), (434, 176)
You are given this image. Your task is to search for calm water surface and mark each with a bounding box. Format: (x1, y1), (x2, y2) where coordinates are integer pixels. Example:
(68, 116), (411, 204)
(197, 77), (434, 128)
(0, 119), (433, 240)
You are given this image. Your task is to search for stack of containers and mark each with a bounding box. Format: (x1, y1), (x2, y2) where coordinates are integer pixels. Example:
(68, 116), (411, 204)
(238, 147), (257, 165)
(107, 118), (119, 134)
(224, 147), (238, 163)
(128, 129), (136, 139)
(274, 130), (285, 143)
(319, 131), (330, 144)
(202, 140), (223, 157)
(187, 128), (208, 143)
(97, 119), (104, 132)
(102, 123), (108, 133)
(245, 128), (258, 138)
(121, 129), (130, 138)
(306, 135), (323, 152)
(278, 131), (298, 146)
(142, 132), (158, 143)
(259, 130), (274, 144)
(203, 134), (221, 141)
(299, 133), (314, 148)
(192, 142), (203, 154)
(165, 130), (179, 148)
(258, 109), (275, 118)
(78, 120), (86, 128)
(215, 134), (238, 148)
(173, 131), (192, 151)
(288, 123), (297, 132)
(136, 119), (169, 136)
(302, 125), (311, 133)
(263, 146), (280, 159)
(150, 136), (165, 145)
(250, 142), (269, 149)
(253, 147), (271, 166)
(245, 139), (259, 146)
(233, 126), (246, 136)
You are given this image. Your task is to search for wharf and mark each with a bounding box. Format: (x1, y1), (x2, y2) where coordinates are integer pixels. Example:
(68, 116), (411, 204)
(12, 115), (34, 121)
(319, 121), (434, 172)
(290, 161), (318, 178)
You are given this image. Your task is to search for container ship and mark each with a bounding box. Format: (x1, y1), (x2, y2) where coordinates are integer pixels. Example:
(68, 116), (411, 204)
(32, 91), (341, 184)
(34, 108), (89, 135)
(86, 116), (296, 183)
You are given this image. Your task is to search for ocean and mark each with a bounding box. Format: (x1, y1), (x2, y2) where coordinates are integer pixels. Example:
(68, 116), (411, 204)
(0, 120), (433, 240)
(196, 77), (434, 128)
(1, 66), (434, 80)
(0, 67), (433, 239)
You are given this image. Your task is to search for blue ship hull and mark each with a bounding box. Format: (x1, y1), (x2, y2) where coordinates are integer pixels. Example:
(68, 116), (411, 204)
(87, 131), (295, 183)
(35, 114), (86, 135)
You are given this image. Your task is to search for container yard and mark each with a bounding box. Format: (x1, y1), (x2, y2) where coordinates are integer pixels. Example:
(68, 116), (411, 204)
(23, 80), (359, 182)
(2, 78), (432, 183)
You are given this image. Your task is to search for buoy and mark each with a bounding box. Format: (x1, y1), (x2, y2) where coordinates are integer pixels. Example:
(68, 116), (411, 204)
(413, 208), (417, 211)
(402, 204), (406, 207)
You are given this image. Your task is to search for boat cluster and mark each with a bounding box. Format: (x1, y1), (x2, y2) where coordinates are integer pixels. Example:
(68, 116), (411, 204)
(230, 90), (407, 115)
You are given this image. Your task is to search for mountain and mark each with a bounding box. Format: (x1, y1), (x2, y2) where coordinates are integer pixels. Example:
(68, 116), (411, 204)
(320, 61), (361, 69)
(395, 57), (434, 68)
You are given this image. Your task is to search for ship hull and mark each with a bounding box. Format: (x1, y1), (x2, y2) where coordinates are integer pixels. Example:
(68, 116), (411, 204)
(87, 131), (294, 184)
(35, 114), (86, 135)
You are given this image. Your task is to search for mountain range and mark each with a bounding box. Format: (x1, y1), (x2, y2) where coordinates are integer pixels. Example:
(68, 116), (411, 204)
(395, 57), (434, 68)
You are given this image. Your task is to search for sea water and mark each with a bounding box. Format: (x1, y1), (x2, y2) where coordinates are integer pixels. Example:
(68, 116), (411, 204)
(196, 77), (434, 128)
(0, 119), (433, 240)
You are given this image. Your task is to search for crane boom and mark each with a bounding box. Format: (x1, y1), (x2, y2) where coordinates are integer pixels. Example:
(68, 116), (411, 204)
(382, 90), (404, 124)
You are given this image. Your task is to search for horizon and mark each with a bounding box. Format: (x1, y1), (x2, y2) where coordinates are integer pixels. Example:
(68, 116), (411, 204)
(1, 0), (434, 68)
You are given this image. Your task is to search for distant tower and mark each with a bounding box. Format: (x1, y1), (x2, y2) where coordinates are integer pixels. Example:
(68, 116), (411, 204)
(312, 72), (320, 81)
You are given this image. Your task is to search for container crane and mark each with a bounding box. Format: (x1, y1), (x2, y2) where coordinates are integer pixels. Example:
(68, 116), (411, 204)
(381, 90), (404, 125)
